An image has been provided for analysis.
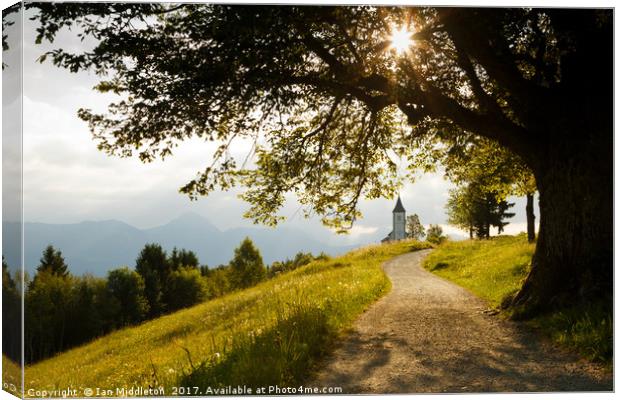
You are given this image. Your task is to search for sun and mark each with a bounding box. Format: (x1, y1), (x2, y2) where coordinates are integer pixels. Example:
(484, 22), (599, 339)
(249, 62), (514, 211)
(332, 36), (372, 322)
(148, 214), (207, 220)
(389, 25), (414, 54)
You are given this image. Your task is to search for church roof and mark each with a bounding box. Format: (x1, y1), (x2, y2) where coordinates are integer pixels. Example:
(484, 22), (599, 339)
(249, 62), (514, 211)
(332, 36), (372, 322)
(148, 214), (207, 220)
(393, 196), (406, 213)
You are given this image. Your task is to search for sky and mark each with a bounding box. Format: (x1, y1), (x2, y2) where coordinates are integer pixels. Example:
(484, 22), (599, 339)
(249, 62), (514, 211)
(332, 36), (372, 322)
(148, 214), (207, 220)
(12, 7), (538, 248)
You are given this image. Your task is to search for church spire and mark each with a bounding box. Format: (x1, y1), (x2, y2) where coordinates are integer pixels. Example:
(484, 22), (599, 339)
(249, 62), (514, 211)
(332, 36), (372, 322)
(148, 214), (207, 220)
(393, 195), (406, 213)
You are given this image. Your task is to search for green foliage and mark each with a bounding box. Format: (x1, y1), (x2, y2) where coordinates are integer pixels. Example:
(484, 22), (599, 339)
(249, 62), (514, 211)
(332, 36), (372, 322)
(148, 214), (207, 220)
(169, 248), (199, 270)
(447, 183), (515, 239)
(267, 251), (324, 278)
(164, 267), (208, 311)
(106, 267), (150, 325)
(440, 135), (536, 199)
(228, 238), (266, 289)
(3, 257), (21, 362)
(36, 244), (69, 278)
(24, 240), (431, 392)
(425, 224), (446, 244)
(202, 265), (232, 299)
(135, 243), (170, 316)
(28, 5), (608, 232)
(25, 271), (75, 362)
(406, 214), (425, 240)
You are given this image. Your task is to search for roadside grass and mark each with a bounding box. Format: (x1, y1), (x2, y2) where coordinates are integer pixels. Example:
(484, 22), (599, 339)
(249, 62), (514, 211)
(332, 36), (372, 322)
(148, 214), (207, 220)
(24, 240), (430, 396)
(423, 234), (534, 308)
(423, 234), (612, 366)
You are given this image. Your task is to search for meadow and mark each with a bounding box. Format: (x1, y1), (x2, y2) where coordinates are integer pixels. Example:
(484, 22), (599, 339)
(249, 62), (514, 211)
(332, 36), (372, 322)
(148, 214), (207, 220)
(424, 234), (612, 365)
(24, 240), (430, 396)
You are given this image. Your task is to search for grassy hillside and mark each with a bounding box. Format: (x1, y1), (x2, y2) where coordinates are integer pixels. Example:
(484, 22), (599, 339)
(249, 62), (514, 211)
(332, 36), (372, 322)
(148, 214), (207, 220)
(423, 234), (612, 365)
(424, 234), (534, 308)
(2, 355), (21, 396)
(24, 240), (430, 396)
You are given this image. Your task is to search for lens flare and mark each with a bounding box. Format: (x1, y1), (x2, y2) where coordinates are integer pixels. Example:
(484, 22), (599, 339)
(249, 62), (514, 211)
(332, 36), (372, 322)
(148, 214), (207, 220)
(389, 25), (413, 54)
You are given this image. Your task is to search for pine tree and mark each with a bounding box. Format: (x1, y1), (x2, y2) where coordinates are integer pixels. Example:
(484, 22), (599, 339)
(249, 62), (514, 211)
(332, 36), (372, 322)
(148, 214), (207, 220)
(36, 245), (69, 277)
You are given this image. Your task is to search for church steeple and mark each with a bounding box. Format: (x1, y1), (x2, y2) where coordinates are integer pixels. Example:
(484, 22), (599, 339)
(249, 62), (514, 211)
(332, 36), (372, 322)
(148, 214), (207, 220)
(392, 196), (406, 240)
(392, 195), (406, 213)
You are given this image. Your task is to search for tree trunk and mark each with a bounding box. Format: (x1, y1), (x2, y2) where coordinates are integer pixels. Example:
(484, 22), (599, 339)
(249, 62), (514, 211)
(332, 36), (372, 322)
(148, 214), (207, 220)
(511, 134), (612, 317)
(525, 193), (536, 243)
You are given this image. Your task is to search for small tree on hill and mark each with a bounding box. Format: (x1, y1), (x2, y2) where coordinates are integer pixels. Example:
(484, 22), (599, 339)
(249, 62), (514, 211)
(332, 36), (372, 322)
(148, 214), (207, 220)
(426, 225), (446, 245)
(406, 214), (425, 240)
(229, 237), (266, 289)
(36, 245), (69, 277)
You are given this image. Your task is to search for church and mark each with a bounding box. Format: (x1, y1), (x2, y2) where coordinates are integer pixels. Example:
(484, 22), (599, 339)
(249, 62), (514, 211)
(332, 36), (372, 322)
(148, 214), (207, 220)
(381, 196), (407, 242)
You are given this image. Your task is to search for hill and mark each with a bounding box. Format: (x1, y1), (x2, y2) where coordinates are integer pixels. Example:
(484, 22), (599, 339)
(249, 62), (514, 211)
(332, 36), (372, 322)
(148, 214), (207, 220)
(3, 213), (356, 276)
(24, 240), (431, 395)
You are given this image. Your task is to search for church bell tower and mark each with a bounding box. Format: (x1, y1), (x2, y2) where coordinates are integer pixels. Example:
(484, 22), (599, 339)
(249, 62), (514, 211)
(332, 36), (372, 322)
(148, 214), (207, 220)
(392, 196), (406, 240)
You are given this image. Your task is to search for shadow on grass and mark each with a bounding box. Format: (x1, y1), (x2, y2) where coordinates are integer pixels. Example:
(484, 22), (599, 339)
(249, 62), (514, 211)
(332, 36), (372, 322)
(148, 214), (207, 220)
(178, 303), (334, 391)
(430, 262), (450, 271)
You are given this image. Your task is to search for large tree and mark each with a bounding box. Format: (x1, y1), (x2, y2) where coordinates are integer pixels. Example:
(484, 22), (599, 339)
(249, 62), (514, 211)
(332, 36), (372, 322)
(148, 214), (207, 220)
(29, 4), (612, 316)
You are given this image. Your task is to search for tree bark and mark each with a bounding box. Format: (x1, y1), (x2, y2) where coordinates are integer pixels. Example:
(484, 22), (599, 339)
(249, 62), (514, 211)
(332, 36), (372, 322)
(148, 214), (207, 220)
(511, 133), (612, 317)
(525, 193), (536, 243)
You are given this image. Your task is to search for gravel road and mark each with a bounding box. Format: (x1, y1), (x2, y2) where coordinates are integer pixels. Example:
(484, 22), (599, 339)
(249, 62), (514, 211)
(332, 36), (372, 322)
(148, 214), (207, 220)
(311, 250), (613, 393)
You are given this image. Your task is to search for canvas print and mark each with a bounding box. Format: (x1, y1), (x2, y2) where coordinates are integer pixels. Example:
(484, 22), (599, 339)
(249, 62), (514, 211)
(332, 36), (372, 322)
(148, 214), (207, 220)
(2, 2), (613, 398)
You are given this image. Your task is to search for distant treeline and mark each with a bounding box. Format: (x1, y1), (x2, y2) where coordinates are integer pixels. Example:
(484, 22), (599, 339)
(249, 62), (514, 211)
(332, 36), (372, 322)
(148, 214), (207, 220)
(2, 237), (328, 364)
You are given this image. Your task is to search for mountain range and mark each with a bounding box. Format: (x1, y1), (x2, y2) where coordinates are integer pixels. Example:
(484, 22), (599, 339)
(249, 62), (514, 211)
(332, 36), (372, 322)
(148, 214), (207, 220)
(2, 213), (357, 276)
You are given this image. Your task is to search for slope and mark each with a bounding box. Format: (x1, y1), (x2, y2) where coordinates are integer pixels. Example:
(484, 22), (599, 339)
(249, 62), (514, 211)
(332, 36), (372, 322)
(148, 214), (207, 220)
(24, 240), (430, 396)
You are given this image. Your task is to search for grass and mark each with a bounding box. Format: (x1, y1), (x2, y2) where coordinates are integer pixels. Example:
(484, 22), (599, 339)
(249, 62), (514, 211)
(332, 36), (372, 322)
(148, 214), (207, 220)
(24, 240), (430, 396)
(423, 234), (534, 308)
(2, 354), (21, 396)
(423, 234), (612, 366)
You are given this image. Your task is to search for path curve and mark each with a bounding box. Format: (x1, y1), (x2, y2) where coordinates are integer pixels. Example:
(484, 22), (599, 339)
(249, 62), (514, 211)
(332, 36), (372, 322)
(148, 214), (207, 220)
(311, 250), (612, 393)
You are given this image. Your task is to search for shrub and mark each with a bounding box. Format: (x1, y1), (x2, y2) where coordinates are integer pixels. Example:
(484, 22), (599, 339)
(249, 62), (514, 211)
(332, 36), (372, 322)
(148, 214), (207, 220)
(165, 267), (208, 311)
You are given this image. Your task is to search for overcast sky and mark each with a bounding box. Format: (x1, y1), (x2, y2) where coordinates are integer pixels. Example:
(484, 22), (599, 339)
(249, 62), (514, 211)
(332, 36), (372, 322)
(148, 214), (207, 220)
(14, 8), (537, 247)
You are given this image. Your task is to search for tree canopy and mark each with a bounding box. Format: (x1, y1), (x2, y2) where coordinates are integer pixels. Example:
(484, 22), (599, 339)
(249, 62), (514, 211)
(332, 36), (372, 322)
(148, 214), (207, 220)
(27, 4), (613, 314)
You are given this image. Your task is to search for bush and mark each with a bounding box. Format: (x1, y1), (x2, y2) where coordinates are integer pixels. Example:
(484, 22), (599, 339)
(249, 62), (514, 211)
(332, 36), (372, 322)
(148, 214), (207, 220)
(426, 224), (447, 244)
(165, 267), (208, 311)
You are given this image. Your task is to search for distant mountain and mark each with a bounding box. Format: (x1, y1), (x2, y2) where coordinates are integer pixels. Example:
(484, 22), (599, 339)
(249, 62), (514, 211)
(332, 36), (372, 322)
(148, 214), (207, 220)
(2, 213), (356, 276)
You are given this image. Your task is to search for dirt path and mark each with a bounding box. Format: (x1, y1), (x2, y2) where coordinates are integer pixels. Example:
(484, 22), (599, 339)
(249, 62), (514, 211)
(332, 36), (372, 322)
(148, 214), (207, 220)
(311, 250), (612, 393)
